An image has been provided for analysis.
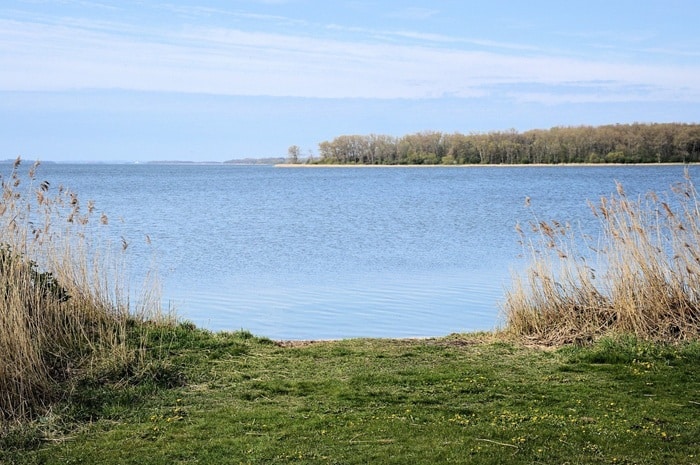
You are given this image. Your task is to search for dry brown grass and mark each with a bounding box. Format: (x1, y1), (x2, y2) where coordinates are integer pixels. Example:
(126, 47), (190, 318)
(0, 158), (166, 422)
(503, 169), (700, 345)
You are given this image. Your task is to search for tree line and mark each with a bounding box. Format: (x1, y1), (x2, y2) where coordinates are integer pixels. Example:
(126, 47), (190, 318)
(305, 123), (700, 165)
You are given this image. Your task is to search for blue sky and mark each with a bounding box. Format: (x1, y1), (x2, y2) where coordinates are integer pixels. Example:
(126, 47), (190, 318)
(1, 1), (699, 162)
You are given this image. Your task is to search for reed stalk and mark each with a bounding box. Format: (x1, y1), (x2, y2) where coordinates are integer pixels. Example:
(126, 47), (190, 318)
(0, 158), (167, 422)
(503, 169), (700, 344)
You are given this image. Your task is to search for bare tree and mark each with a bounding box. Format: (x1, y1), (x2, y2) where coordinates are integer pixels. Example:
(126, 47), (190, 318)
(287, 145), (301, 164)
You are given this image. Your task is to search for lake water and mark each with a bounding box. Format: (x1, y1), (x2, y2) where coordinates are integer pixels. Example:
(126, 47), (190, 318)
(28, 163), (700, 339)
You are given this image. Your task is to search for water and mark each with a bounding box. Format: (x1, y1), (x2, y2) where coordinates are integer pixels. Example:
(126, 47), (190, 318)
(24, 163), (699, 339)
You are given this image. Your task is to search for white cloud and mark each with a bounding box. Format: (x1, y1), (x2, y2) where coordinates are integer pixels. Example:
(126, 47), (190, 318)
(387, 7), (440, 21)
(1, 17), (699, 103)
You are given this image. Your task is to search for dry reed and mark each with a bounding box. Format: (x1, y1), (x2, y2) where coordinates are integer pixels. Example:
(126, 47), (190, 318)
(0, 158), (166, 422)
(503, 169), (700, 345)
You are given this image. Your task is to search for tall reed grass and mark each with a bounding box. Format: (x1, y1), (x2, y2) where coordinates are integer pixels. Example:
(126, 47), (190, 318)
(503, 169), (700, 345)
(0, 158), (168, 422)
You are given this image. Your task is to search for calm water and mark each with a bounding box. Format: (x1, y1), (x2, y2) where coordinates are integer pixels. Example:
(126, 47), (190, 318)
(29, 163), (700, 339)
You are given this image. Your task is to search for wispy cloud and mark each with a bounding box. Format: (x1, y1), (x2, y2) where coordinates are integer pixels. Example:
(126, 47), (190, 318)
(1, 15), (699, 103)
(323, 23), (546, 54)
(158, 3), (308, 27)
(387, 7), (440, 21)
(18, 0), (121, 11)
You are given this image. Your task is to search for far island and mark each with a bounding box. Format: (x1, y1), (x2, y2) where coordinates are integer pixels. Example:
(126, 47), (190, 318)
(288, 123), (700, 166)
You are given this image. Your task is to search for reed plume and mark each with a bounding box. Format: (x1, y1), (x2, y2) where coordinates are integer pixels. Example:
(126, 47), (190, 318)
(503, 169), (700, 344)
(0, 158), (167, 422)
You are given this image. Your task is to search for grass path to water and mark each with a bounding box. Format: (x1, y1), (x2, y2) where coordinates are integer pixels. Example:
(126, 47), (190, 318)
(4, 327), (700, 465)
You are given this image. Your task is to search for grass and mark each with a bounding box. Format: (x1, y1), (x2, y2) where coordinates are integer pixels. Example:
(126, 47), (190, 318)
(2, 327), (699, 464)
(503, 169), (700, 344)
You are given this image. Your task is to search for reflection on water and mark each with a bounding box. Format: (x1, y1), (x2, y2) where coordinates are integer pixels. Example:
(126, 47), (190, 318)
(169, 269), (506, 339)
(34, 163), (700, 339)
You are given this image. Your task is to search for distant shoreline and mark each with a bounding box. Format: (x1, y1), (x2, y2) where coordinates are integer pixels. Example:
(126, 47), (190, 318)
(275, 162), (699, 168)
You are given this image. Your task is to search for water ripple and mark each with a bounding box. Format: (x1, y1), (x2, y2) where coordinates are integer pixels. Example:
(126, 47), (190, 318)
(34, 163), (700, 339)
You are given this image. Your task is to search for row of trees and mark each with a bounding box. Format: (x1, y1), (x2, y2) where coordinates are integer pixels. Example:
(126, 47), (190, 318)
(307, 123), (700, 165)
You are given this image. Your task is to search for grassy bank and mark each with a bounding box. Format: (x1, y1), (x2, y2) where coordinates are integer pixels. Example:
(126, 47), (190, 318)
(3, 327), (699, 464)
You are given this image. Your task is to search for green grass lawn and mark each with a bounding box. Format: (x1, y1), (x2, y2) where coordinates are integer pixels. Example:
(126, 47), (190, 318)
(4, 326), (700, 465)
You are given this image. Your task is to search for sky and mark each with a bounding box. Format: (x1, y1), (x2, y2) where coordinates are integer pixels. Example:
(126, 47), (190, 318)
(1, 1), (699, 162)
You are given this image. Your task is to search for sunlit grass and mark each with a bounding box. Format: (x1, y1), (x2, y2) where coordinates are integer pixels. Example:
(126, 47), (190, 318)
(4, 330), (699, 464)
